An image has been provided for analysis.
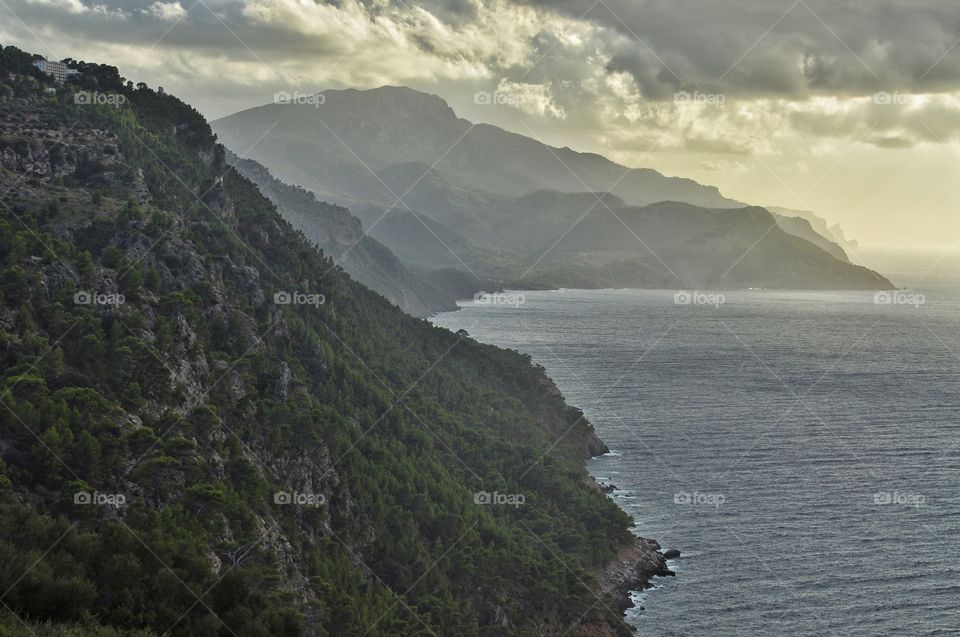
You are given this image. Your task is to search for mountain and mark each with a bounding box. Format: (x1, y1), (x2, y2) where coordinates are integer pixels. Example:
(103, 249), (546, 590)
(769, 206), (861, 255)
(348, 192), (891, 290)
(0, 46), (672, 636)
(213, 86), (743, 211)
(212, 87), (894, 292)
(771, 213), (850, 263)
(224, 151), (468, 316)
(505, 200), (890, 289)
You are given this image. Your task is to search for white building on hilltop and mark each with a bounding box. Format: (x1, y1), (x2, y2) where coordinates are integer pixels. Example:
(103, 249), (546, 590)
(32, 58), (78, 84)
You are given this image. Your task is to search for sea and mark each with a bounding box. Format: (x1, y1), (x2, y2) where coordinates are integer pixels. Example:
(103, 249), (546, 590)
(430, 247), (960, 636)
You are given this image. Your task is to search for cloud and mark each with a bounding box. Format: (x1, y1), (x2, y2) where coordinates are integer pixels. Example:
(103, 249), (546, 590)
(493, 80), (566, 118)
(786, 93), (960, 148)
(2, 0), (959, 184)
(23, 0), (90, 15)
(516, 0), (960, 99)
(1, 0), (958, 245)
(147, 1), (186, 21)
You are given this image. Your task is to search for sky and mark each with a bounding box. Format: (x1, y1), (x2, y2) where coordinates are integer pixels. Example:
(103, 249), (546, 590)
(2, 0), (958, 248)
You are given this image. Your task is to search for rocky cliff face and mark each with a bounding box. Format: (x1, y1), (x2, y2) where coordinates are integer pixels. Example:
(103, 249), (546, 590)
(1, 107), (111, 174)
(600, 538), (673, 609)
(0, 99), (153, 207)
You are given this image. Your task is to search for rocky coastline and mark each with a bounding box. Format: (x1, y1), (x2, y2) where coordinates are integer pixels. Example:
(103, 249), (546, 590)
(585, 442), (677, 632)
(601, 537), (675, 609)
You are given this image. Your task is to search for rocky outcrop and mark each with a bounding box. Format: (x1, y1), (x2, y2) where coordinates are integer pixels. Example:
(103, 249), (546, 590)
(600, 537), (674, 613)
(584, 428), (611, 457)
(0, 107), (119, 176)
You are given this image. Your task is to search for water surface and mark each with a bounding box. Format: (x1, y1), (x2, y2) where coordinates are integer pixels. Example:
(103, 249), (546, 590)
(431, 249), (960, 636)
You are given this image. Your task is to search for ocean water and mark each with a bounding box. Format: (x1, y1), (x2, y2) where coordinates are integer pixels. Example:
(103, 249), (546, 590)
(431, 248), (960, 636)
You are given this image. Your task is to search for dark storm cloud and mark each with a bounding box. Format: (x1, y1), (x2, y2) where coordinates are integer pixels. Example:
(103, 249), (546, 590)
(2, 0), (337, 61)
(7, 0), (960, 100)
(516, 0), (960, 98)
(4, 0), (960, 152)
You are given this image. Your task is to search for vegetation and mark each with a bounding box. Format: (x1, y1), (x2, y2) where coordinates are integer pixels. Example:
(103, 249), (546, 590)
(0, 612), (155, 637)
(226, 151), (466, 316)
(0, 46), (636, 636)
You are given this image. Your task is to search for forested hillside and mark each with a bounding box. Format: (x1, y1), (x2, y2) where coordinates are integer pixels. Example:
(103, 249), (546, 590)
(0, 45), (667, 636)
(225, 151), (471, 316)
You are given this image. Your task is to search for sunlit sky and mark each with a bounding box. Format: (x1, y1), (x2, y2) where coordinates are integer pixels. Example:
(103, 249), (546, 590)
(3, 0), (959, 248)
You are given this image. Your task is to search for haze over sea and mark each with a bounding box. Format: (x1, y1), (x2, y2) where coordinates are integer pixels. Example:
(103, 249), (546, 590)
(432, 247), (960, 636)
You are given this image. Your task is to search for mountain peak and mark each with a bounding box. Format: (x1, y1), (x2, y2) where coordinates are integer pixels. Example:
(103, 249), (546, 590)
(214, 85), (741, 208)
(312, 85), (459, 120)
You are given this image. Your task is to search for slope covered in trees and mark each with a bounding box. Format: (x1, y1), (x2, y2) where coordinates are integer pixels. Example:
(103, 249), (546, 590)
(225, 151), (471, 316)
(0, 45), (659, 636)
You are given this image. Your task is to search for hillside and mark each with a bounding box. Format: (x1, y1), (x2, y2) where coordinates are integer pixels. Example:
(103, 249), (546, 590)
(0, 45), (670, 636)
(349, 192), (891, 290)
(769, 206), (861, 254)
(507, 201), (891, 290)
(771, 213), (850, 263)
(224, 151), (467, 316)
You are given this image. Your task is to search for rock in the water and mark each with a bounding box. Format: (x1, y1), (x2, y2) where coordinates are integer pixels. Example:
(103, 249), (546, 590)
(663, 548), (681, 559)
(598, 482), (617, 494)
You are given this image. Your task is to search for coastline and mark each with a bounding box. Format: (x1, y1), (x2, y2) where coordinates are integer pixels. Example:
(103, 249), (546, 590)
(432, 308), (678, 633)
(600, 536), (674, 616)
(584, 433), (675, 630)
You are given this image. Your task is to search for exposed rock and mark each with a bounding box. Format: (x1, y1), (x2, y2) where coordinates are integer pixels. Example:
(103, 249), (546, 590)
(585, 429), (610, 457)
(599, 536), (674, 618)
(274, 361), (291, 400)
(598, 482), (617, 494)
(131, 168), (150, 205)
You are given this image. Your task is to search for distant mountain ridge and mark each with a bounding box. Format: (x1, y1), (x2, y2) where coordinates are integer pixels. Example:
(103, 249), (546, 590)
(214, 86), (743, 210)
(225, 150), (468, 315)
(771, 213), (851, 263)
(769, 206), (861, 255)
(213, 86), (894, 293)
